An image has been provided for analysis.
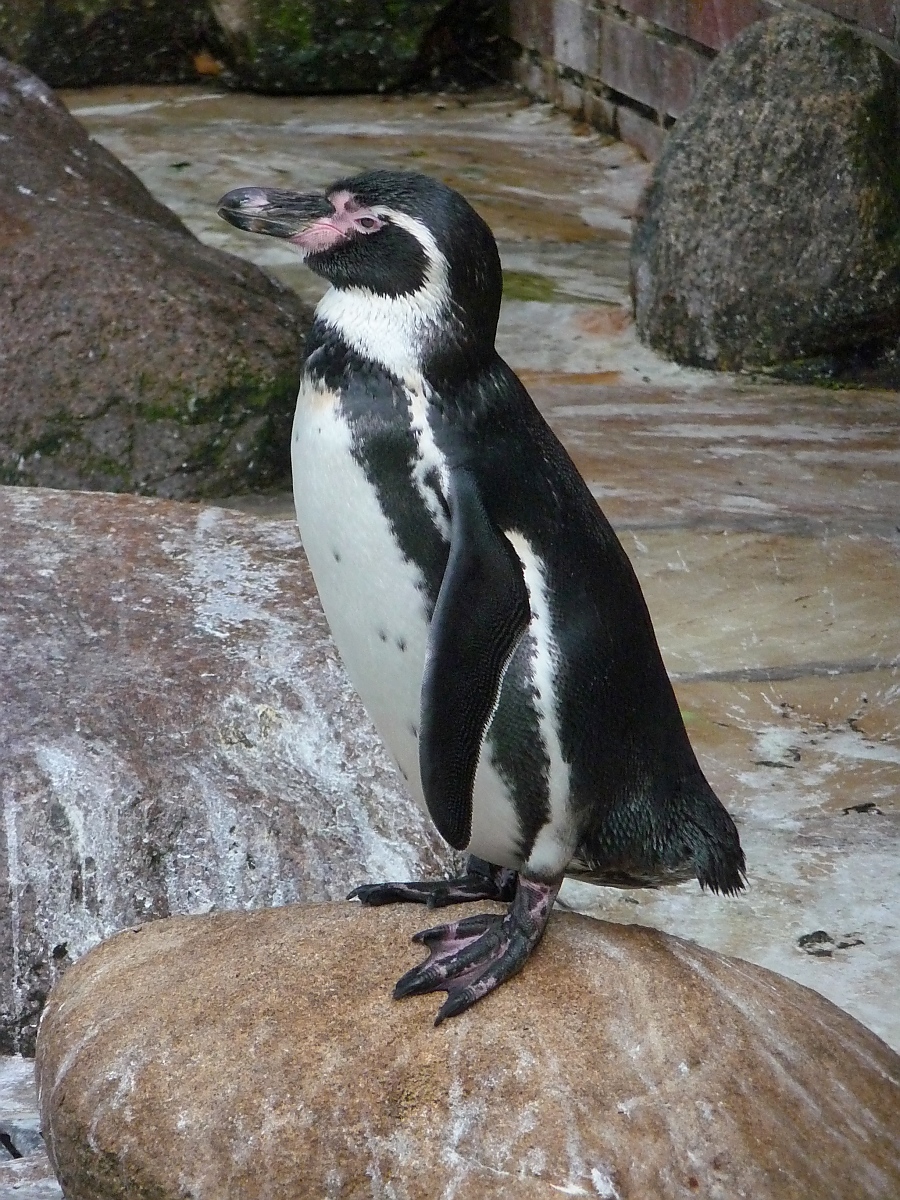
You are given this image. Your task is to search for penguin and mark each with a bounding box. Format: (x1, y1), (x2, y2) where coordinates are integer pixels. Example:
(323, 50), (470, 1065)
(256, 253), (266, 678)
(217, 171), (745, 1025)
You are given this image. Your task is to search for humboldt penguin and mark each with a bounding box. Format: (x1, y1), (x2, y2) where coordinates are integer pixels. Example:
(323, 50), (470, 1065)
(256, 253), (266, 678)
(218, 171), (745, 1024)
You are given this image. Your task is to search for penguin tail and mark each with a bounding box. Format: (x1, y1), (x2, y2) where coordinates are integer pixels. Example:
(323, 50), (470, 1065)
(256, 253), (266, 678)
(696, 842), (747, 897)
(684, 782), (747, 897)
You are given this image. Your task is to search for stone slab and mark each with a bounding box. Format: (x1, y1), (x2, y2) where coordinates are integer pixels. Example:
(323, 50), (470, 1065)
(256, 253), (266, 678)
(0, 1054), (61, 1199)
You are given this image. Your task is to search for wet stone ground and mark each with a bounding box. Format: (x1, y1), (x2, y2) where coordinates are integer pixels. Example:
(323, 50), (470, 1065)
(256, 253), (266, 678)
(1, 79), (898, 1198)
(58, 85), (900, 1049)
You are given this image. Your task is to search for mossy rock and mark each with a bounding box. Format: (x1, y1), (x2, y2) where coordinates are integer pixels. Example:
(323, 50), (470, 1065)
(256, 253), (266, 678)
(0, 0), (506, 91)
(0, 57), (311, 498)
(218, 0), (454, 92)
(0, 1), (228, 87)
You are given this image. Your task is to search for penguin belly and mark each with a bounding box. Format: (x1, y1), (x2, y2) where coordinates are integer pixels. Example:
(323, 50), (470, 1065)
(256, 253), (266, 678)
(291, 377), (524, 868)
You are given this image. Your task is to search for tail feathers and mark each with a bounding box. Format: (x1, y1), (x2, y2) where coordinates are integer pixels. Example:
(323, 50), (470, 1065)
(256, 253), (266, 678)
(682, 784), (747, 896)
(576, 774), (747, 894)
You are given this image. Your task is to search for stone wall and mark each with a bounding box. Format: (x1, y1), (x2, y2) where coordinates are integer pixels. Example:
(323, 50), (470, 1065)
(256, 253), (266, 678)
(508, 0), (900, 157)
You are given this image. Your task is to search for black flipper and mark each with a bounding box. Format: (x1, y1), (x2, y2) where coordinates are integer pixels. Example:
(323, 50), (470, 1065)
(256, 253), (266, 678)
(419, 467), (531, 850)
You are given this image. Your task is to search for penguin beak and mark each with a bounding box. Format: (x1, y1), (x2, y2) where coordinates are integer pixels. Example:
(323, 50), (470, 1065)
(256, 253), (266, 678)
(217, 187), (335, 240)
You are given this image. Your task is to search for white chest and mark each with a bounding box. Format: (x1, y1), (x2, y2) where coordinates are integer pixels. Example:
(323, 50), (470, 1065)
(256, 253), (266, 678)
(290, 373), (527, 870)
(291, 377), (431, 803)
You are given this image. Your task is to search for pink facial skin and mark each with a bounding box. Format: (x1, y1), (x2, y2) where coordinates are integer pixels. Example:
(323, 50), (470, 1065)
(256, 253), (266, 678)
(289, 190), (385, 254)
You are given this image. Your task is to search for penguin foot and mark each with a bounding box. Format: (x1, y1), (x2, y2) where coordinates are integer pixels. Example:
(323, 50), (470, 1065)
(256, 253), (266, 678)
(347, 856), (517, 909)
(393, 876), (561, 1024)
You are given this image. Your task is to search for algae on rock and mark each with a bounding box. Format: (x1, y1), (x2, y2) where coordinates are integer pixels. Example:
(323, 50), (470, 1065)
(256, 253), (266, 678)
(214, 0), (451, 92)
(0, 56), (311, 499)
(0, 0), (500, 92)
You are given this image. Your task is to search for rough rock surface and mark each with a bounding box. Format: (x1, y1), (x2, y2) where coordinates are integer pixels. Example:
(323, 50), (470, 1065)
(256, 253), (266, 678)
(0, 1), (502, 93)
(37, 901), (900, 1200)
(0, 486), (455, 1056)
(0, 2), (229, 87)
(631, 13), (900, 382)
(0, 57), (311, 498)
(213, 0), (458, 93)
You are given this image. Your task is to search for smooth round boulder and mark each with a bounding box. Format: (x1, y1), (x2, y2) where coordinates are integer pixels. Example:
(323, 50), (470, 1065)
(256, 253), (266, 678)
(36, 902), (900, 1200)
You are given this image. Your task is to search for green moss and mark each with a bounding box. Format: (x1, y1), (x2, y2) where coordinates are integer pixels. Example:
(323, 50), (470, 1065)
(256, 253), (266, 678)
(252, 0), (312, 48)
(6, 367), (299, 495)
(16, 408), (131, 487)
(181, 371), (297, 495)
(50, 0), (113, 21)
(236, 0), (450, 91)
(502, 271), (558, 302)
(0, 0), (44, 57)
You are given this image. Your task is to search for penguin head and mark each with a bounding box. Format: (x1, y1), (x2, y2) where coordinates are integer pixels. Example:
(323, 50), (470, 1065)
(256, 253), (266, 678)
(218, 170), (502, 378)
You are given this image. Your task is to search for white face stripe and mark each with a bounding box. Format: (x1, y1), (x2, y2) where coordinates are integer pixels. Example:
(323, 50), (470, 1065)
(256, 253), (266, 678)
(505, 531), (575, 877)
(313, 207), (453, 383)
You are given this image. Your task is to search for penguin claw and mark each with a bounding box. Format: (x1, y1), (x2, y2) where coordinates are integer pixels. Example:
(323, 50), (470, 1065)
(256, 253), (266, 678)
(394, 876), (561, 1023)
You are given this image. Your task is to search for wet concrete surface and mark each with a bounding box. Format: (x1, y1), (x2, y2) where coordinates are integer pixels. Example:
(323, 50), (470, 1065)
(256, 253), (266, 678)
(57, 86), (900, 1052)
(0, 1055), (60, 1197)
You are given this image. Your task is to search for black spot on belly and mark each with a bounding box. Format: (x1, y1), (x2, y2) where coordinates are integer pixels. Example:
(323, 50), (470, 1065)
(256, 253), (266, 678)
(396, 636), (407, 652)
(378, 629), (388, 642)
(409, 722), (418, 739)
(332, 548), (341, 562)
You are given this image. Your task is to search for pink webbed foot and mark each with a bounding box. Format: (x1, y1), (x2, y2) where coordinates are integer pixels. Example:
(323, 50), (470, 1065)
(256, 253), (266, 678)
(394, 876), (561, 1024)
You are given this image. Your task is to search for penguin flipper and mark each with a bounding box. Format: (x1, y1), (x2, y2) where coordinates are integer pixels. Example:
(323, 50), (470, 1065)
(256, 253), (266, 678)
(419, 467), (530, 851)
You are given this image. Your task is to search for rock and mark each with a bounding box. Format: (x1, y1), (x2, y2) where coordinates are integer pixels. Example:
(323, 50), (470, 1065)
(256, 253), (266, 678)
(0, 2), (505, 93)
(214, 0), (453, 93)
(631, 13), (900, 382)
(0, 486), (456, 1055)
(0, 3), (227, 88)
(36, 902), (900, 1200)
(0, 57), (311, 498)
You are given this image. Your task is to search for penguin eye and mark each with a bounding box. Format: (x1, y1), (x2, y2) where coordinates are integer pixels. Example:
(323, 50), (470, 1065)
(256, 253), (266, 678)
(356, 215), (379, 231)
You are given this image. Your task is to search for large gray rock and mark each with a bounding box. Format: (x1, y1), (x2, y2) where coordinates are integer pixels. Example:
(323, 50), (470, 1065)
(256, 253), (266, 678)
(0, 57), (311, 498)
(0, 486), (455, 1056)
(36, 902), (900, 1200)
(631, 13), (900, 383)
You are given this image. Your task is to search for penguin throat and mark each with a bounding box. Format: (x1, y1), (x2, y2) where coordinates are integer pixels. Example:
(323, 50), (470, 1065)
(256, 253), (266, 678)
(315, 282), (451, 382)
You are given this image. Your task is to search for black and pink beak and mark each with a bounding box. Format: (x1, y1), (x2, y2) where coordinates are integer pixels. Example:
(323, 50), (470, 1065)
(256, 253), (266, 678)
(217, 187), (335, 240)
